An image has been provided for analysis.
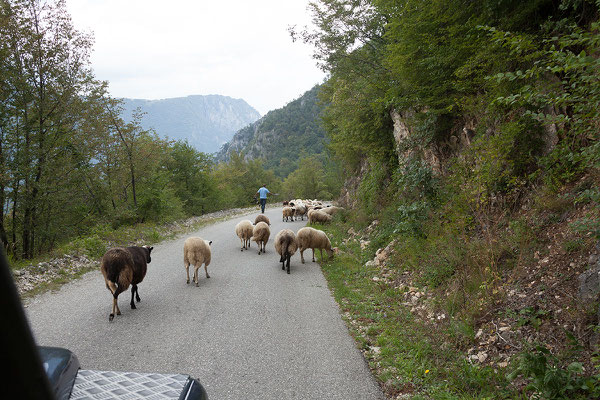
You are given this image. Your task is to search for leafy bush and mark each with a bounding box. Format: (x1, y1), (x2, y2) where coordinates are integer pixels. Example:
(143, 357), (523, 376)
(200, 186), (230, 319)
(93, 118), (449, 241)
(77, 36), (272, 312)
(509, 346), (600, 399)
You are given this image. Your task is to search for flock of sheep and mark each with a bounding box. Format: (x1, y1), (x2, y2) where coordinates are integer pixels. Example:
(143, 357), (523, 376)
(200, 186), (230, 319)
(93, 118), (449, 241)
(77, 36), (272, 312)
(99, 199), (343, 321)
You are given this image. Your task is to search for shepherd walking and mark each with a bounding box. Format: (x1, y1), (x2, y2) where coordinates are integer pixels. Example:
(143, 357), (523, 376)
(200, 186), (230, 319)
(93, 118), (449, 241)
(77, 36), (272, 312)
(256, 184), (271, 214)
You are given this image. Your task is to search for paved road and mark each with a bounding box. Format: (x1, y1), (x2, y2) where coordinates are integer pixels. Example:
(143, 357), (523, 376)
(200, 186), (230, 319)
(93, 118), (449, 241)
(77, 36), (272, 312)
(25, 206), (384, 399)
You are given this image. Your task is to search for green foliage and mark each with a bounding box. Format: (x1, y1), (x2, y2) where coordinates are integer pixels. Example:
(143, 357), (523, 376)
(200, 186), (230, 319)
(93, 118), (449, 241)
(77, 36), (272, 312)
(70, 236), (107, 259)
(166, 140), (215, 215)
(219, 85), (329, 179)
(356, 158), (392, 216)
(281, 155), (342, 200)
(516, 307), (550, 329)
(509, 346), (600, 399)
(212, 151), (281, 209)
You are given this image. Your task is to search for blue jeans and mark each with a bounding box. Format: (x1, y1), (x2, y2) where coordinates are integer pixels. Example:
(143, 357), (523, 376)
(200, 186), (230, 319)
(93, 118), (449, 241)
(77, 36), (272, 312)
(259, 198), (267, 213)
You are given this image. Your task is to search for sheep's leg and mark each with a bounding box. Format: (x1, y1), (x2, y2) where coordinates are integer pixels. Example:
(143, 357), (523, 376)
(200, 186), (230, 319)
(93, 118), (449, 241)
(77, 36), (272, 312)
(319, 248), (324, 262)
(204, 263), (210, 279)
(312, 248), (316, 262)
(185, 263), (190, 284)
(286, 255), (291, 274)
(130, 285), (137, 309)
(110, 297), (118, 321)
(300, 249), (305, 264)
(194, 265), (199, 287)
(107, 281), (121, 321)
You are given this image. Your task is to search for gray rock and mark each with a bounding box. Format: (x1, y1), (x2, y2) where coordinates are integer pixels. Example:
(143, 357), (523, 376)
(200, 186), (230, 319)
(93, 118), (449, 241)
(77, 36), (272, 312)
(578, 266), (600, 301)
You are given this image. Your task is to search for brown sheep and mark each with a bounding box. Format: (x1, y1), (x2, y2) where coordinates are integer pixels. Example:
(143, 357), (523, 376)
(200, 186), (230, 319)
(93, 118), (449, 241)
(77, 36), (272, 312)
(297, 227), (333, 263)
(274, 229), (298, 274)
(100, 245), (153, 321)
(184, 237), (212, 286)
(252, 221), (270, 255)
(235, 220), (253, 251)
(254, 214), (271, 226)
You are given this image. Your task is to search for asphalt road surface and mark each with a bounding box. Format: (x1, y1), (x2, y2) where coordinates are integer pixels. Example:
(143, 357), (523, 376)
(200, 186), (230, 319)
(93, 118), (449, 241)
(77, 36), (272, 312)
(25, 206), (384, 399)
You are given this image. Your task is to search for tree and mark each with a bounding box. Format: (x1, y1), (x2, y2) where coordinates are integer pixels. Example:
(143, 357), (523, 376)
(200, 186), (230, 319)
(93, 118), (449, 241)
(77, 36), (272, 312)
(0, 0), (100, 257)
(166, 140), (215, 215)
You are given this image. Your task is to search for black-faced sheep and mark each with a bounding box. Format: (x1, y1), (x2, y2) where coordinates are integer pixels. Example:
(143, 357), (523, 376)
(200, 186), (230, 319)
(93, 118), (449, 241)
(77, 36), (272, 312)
(184, 237), (212, 286)
(274, 229), (298, 274)
(100, 245), (153, 322)
(282, 206), (295, 222)
(252, 221), (270, 255)
(297, 227), (333, 263)
(308, 209), (332, 224)
(254, 214), (271, 226)
(235, 220), (253, 251)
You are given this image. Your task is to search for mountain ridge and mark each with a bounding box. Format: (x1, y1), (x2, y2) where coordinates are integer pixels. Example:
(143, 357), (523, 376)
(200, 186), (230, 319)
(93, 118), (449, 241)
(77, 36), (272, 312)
(120, 94), (261, 154)
(216, 85), (327, 177)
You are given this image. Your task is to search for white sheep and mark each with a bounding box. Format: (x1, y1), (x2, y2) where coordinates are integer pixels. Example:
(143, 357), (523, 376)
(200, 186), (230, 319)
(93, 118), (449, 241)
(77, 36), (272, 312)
(308, 209), (332, 224)
(297, 227), (333, 263)
(321, 206), (344, 215)
(183, 237), (212, 287)
(294, 204), (308, 221)
(252, 221), (270, 255)
(274, 229), (298, 274)
(282, 206), (295, 222)
(235, 220), (253, 251)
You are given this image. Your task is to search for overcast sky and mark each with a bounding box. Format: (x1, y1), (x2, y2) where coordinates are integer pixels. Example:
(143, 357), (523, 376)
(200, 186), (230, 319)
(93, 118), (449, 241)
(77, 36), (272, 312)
(66, 0), (326, 115)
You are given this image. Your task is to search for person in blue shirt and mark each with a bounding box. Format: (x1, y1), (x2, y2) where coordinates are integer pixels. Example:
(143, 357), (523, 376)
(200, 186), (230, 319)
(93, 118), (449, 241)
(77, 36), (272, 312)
(256, 184), (271, 214)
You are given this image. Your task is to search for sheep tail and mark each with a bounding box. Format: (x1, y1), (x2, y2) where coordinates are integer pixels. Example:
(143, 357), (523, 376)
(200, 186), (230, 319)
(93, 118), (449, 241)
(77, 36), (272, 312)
(280, 236), (292, 263)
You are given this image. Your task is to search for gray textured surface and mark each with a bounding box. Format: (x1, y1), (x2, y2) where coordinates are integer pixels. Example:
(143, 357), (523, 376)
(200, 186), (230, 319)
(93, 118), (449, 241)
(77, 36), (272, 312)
(70, 370), (188, 399)
(26, 207), (384, 399)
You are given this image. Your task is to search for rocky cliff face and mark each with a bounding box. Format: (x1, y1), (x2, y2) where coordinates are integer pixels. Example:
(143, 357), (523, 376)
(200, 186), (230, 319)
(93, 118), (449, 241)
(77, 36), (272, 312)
(120, 95), (261, 154)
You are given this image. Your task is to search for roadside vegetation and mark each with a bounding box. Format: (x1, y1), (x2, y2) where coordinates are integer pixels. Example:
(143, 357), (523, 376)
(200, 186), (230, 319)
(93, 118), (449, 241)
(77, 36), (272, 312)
(298, 0), (600, 398)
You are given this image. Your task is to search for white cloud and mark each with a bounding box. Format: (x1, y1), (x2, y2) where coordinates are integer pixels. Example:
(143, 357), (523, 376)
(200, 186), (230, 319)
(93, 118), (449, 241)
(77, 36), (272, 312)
(67, 0), (325, 114)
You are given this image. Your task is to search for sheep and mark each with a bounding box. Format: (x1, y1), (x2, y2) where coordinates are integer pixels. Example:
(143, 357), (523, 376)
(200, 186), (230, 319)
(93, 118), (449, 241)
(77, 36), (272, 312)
(308, 209), (332, 224)
(282, 206), (295, 222)
(252, 221), (270, 255)
(297, 227), (333, 264)
(294, 204), (308, 221)
(321, 206), (344, 215)
(235, 220), (253, 251)
(184, 237), (212, 287)
(254, 214), (271, 226)
(274, 229), (298, 274)
(100, 245), (153, 322)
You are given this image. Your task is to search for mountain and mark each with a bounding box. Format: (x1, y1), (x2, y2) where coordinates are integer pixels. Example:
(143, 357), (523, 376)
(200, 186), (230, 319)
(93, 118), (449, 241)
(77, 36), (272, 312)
(120, 95), (261, 153)
(216, 85), (327, 177)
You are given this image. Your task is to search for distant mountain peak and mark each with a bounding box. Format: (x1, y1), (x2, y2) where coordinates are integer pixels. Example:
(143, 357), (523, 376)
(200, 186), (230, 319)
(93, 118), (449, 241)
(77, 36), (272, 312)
(120, 95), (260, 153)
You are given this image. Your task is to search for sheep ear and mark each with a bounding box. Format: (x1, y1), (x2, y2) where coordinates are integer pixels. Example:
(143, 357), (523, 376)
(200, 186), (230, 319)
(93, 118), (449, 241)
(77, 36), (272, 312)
(209, 241), (213, 246)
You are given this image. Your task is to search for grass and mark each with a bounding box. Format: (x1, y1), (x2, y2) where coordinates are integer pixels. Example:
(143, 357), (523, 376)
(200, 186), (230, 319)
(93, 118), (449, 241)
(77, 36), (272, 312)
(318, 216), (510, 399)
